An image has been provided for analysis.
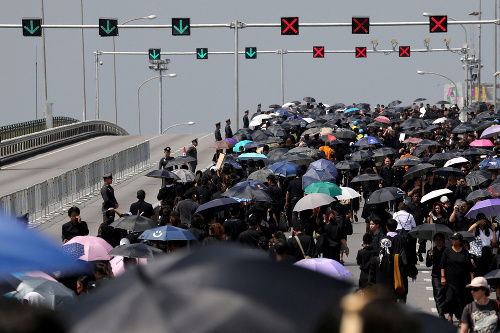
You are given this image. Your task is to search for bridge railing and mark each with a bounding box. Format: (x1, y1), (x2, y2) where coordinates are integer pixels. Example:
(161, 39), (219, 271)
(0, 140), (151, 226)
(0, 117), (78, 141)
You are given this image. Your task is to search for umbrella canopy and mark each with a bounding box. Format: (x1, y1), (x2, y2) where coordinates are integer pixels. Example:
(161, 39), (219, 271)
(145, 169), (181, 180)
(233, 140), (253, 152)
(350, 150), (375, 162)
(414, 97), (427, 102)
(303, 96), (316, 103)
(429, 153), (457, 164)
(247, 169), (274, 183)
(222, 185), (272, 202)
(421, 189), (453, 203)
(374, 116), (390, 124)
(387, 100), (402, 107)
(302, 169), (337, 189)
(281, 153), (314, 167)
(335, 161), (361, 170)
(484, 269), (500, 285)
(234, 180), (267, 190)
(172, 169), (197, 183)
(108, 244), (165, 260)
(479, 158), (500, 170)
(488, 183), (500, 197)
(480, 125), (500, 139)
(293, 193), (336, 211)
(195, 198), (240, 214)
(166, 156), (196, 168)
(251, 130), (271, 142)
(223, 138), (238, 145)
(238, 153), (268, 161)
(243, 141), (265, 150)
(403, 163), (436, 180)
(336, 187), (361, 200)
(408, 224), (454, 241)
(444, 157), (469, 167)
(394, 156), (421, 167)
(210, 141), (235, 150)
(465, 199), (500, 218)
(354, 136), (381, 148)
(110, 215), (158, 232)
(367, 187), (406, 204)
(454, 231), (477, 242)
(467, 189), (491, 202)
(470, 139), (494, 147)
(373, 147), (397, 157)
(139, 225), (197, 242)
(351, 173), (383, 183)
(466, 169), (491, 186)
(304, 182), (342, 197)
(294, 258), (353, 280)
(0, 213), (83, 275)
(433, 167), (464, 178)
(308, 159), (338, 179)
(62, 236), (113, 261)
(333, 130), (357, 140)
(268, 161), (300, 177)
(14, 276), (77, 311)
(452, 124), (476, 134)
(66, 245), (351, 333)
(401, 118), (427, 128)
(403, 137), (423, 144)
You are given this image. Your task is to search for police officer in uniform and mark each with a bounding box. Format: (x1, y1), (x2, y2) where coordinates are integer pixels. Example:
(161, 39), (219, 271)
(101, 173), (118, 221)
(186, 138), (198, 172)
(158, 146), (175, 171)
(214, 122), (222, 142)
(225, 119), (233, 139)
(243, 110), (250, 128)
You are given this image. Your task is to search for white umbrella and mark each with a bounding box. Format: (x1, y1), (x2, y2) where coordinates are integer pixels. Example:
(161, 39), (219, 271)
(293, 193), (336, 212)
(421, 189), (453, 203)
(444, 157), (469, 167)
(282, 102), (295, 108)
(252, 114), (272, 121)
(172, 169), (196, 182)
(302, 117), (315, 124)
(433, 117), (447, 124)
(336, 187), (361, 200)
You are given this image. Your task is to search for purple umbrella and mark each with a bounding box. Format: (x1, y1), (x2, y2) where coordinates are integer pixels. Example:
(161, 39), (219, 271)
(223, 138), (238, 145)
(465, 199), (500, 218)
(480, 125), (500, 139)
(294, 258), (353, 280)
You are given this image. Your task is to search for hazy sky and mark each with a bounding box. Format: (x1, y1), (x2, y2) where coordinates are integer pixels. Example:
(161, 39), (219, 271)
(0, 1), (495, 135)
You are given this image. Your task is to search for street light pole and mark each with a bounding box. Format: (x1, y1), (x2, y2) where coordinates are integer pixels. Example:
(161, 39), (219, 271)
(112, 15), (156, 126)
(417, 70), (459, 104)
(161, 121), (195, 134)
(137, 73), (176, 135)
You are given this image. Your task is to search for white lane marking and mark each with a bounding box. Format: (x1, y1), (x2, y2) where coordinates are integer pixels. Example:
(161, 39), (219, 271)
(5, 137), (104, 168)
(421, 271), (430, 274)
(429, 297), (434, 301)
(431, 308), (437, 313)
(424, 278), (432, 282)
(426, 287), (433, 290)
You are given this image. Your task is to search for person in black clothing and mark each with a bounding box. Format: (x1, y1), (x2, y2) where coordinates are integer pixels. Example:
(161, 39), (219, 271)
(288, 220), (317, 260)
(62, 206), (89, 243)
(129, 189), (155, 220)
(188, 213), (207, 243)
(101, 173), (118, 221)
(158, 147), (175, 171)
(185, 138), (198, 172)
(407, 192), (428, 261)
(317, 210), (347, 262)
(378, 157), (394, 188)
(238, 214), (263, 249)
(265, 174), (282, 230)
(454, 176), (471, 202)
(357, 233), (376, 288)
(369, 219), (384, 252)
(214, 122), (222, 142)
(285, 169), (304, 222)
(196, 176), (213, 205)
(157, 178), (177, 211)
(223, 206), (247, 241)
(273, 240), (297, 264)
(243, 110), (249, 128)
(97, 209), (126, 247)
(225, 118), (233, 138)
(426, 233), (447, 318)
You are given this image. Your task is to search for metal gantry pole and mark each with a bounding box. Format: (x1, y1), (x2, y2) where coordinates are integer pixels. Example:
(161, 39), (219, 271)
(159, 68), (163, 135)
(495, 0), (498, 112)
(234, 20), (239, 130)
(280, 49), (285, 105)
(40, 0), (50, 126)
(79, 0), (87, 123)
(94, 51), (99, 119)
(479, 0), (483, 102)
(112, 37), (118, 124)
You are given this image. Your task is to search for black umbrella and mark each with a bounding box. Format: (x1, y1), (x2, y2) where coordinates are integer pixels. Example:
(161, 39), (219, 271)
(281, 153), (314, 167)
(351, 173), (383, 183)
(416, 139), (440, 147)
(165, 156), (197, 168)
(367, 187), (406, 204)
(265, 125), (285, 137)
(466, 188), (491, 201)
(267, 148), (289, 161)
(401, 118), (427, 128)
(452, 124), (476, 134)
(66, 245), (351, 333)
(350, 150), (375, 162)
(387, 100), (402, 107)
(268, 104), (281, 109)
(222, 185), (272, 202)
(247, 169), (273, 183)
(195, 198), (240, 214)
(466, 169), (491, 186)
(110, 215), (158, 232)
(436, 100), (449, 105)
(394, 156), (421, 167)
(303, 96), (316, 103)
(262, 137), (283, 144)
(484, 269), (500, 286)
(331, 102), (345, 109)
(414, 97), (427, 102)
(403, 163), (436, 180)
(433, 167), (464, 177)
(335, 161), (361, 170)
(292, 100), (301, 105)
(428, 152), (458, 164)
(251, 130), (270, 142)
(408, 224), (453, 241)
(108, 243), (165, 260)
(145, 169), (181, 180)
(372, 147), (397, 157)
(463, 148), (493, 157)
(333, 130), (357, 140)
(389, 118), (405, 124)
(357, 103), (370, 110)
(232, 132), (249, 142)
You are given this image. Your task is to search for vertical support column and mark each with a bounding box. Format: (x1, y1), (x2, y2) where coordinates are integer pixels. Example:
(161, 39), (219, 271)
(234, 20), (239, 130)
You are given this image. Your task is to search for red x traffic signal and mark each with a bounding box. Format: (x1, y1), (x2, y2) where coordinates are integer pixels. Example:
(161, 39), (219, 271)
(352, 17), (369, 34)
(281, 17), (299, 35)
(429, 15), (447, 33)
(399, 46), (411, 57)
(313, 46), (324, 58)
(355, 47), (367, 58)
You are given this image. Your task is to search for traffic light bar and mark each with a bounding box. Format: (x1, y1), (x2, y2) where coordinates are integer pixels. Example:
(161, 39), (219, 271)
(22, 18), (42, 37)
(313, 46), (324, 58)
(172, 18), (191, 36)
(149, 48), (161, 61)
(429, 15), (447, 33)
(196, 48), (208, 59)
(352, 17), (369, 34)
(99, 18), (118, 37)
(281, 17), (299, 35)
(245, 47), (257, 59)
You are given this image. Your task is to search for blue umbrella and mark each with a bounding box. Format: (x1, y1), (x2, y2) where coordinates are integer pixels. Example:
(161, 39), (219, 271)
(238, 153), (268, 161)
(0, 213), (83, 275)
(243, 141), (265, 150)
(308, 159), (338, 180)
(234, 180), (267, 189)
(233, 140), (253, 152)
(287, 116), (303, 120)
(480, 158), (500, 169)
(302, 169), (337, 189)
(354, 136), (381, 146)
(268, 161), (300, 177)
(275, 108), (291, 116)
(195, 198), (240, 214)
(139, 225), (197, 242)
(344, 107), (359, 113)
(222, 161), (242, 169)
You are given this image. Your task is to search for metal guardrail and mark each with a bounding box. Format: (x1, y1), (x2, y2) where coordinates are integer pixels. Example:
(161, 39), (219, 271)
(0, 117), (78, 141)
(0, 120), (128, 160)
(0, 140), (151, 226)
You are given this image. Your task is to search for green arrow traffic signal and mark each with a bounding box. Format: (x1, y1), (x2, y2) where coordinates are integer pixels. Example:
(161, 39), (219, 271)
(172, 18), (191, 36)
(22, 18), (42, 37)
(196, 48), (208, 59)
(99, 18), (118, 37)
(245, 47), (257, 59)
(149, 48), (161, 61)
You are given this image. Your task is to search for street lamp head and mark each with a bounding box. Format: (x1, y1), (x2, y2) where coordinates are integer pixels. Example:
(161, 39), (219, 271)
(417, 71), (426, 75)
(469, 11), (480, 16)
(146, 15), (157, 20)
(187, 121), (195, 125)
(494, 72), (500, 77)
(168, 73), (177, 78)
(422, 12), (430, 17)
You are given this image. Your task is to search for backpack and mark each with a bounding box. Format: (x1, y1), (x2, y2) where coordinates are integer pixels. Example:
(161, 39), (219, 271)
(392, 229), (418, 278)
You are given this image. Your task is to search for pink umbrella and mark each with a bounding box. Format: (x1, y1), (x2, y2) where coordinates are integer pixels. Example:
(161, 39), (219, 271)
(110, 256), (147, 277)
(470, 139), (494, 147)
(403, 137), (422, 144)
(63, 236), (113, 261)
(374, 116), (390, 124)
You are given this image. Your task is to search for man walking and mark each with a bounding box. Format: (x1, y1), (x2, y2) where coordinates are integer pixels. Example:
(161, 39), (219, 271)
(186, 138), (198, 172)
(129, 189), (155, 220)
(101, 173), (118, 221)
(225, 119), (233, 139)
(214, 122), (222, 142)
(243, 110), (249, 128)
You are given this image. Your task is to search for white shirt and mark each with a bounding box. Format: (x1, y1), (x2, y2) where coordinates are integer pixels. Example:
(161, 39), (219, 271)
(393, 210), (416, 231)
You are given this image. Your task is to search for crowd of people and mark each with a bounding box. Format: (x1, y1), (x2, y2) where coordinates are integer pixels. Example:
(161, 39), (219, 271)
(12, 99), (500, 332)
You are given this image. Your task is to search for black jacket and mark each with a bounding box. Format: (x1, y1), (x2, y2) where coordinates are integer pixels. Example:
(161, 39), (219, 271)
(288, 233), (317, 260)
(101, 184), (118, 211)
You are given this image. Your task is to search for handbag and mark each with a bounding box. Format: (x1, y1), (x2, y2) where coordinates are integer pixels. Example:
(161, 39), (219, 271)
(469, 236), (483, 258)
(394, 253), (406, 295)
(295, 236), (312, 259)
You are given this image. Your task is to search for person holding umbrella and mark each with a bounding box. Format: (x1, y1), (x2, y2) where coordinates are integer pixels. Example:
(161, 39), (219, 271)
(426, 233), (447, 319)
(468, 213), (497, 277)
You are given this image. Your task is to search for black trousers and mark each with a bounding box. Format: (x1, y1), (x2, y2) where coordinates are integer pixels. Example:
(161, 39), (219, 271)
(432, 276), (446, 316)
